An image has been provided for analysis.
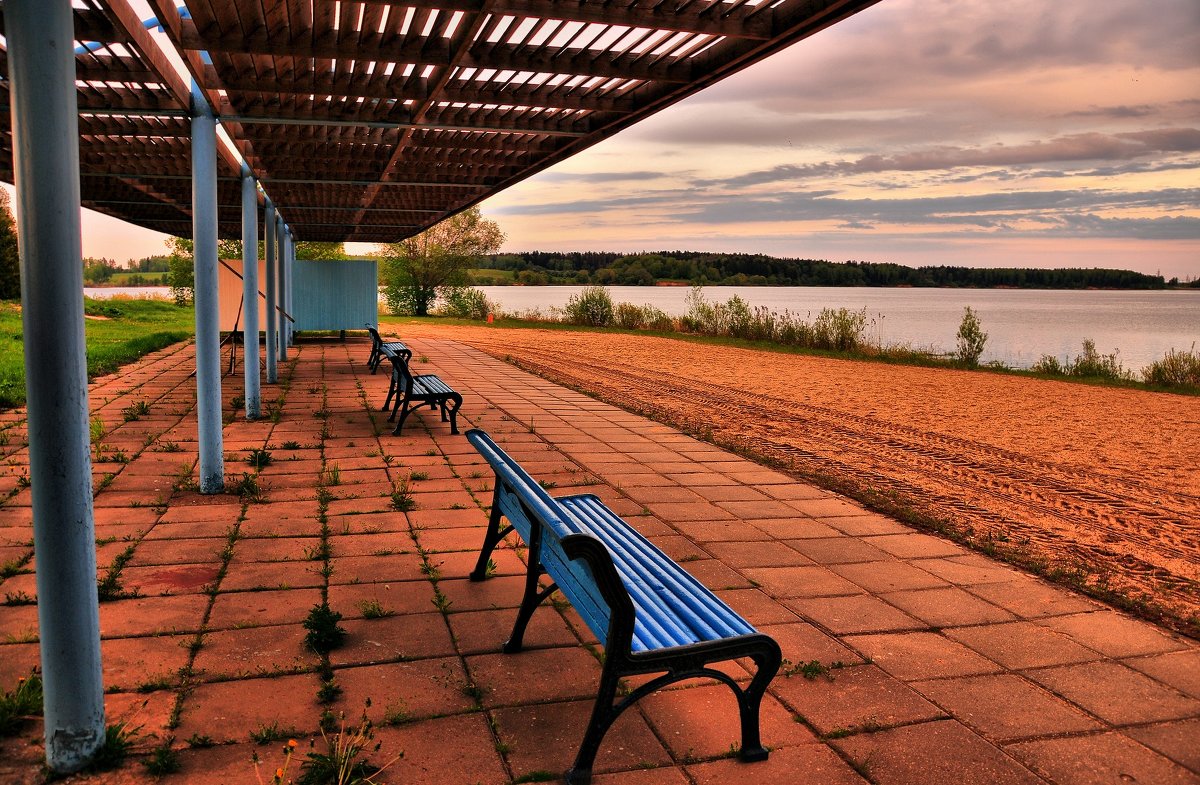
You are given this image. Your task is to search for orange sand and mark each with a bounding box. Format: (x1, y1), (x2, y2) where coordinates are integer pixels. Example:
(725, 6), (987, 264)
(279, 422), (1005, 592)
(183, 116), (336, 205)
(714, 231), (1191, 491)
(406, 324), (1200, 629)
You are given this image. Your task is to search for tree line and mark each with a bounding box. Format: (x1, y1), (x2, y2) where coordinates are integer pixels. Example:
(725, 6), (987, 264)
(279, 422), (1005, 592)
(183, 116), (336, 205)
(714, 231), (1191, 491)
(481, 251), (1186, 290)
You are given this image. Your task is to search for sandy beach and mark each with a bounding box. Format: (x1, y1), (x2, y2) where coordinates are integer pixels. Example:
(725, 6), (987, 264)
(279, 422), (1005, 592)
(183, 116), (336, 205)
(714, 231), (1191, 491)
(400, 323), (1200, 632)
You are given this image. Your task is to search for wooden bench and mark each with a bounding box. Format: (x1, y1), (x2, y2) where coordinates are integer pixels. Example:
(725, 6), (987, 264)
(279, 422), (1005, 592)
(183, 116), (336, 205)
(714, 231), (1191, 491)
(385, 352), (462, 436)
(466, 429), (781, 785)
(365, 324), (411, 375)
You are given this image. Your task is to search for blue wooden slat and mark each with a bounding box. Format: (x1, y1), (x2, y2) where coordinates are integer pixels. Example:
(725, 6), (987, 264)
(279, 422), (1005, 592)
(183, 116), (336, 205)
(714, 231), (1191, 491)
(562, 495), (754, 640)
(292, 259), (378, 331)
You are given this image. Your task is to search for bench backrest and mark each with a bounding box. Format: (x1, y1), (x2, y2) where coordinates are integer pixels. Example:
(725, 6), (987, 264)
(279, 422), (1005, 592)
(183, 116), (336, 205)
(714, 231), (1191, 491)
(388, 351), (416, 390)
(467, 429), (632, 649)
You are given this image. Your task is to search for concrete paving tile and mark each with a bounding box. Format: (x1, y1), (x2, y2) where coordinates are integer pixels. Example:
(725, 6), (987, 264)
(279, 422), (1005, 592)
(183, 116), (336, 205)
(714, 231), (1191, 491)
(670, 519), (772, 543)
(122, 563), (222, 595)
(750, 517), (843, 539)
(832, 720), (1043, 785)
(447, 606), (579, 654)
(743, 565), (863, 599)
(786, 594), (925, 635)
(914, 555), (1026, 586)
(1037, 610), (1191, 658)
(865, 532), (968, 559)
(683, 558), (756, 590)
(326, 531), (415, 557)
(592, 767), (691, 785)
(1126, 718), (1200, 772)
(912, 673), (1103, 741)
(174, 673), (321, 743)
(788, 498), (868, 518)
(1026, 660), (1200, 725)
(327, 552), (426, 584)
(785, 537), (891, 565)
(207, 587), (323, 630)
(491, 698), (671, 777)
(820, 514), (914, 536)
(416, 526), (489, 553)
(1008, 731), (1200, 785)
(968, 575), (1102, 619)
(1125, 649), (1200, 699)
(686, 742), (869, 785)
(880, 586), (1015, 628)
(773, 664), (945, 736)
(100, 633), (191, 692)
(370, 714), (509, 785)
(716, 589), (799, 626)
(945, 621), (1103, 670)
(99, 594), (210, 637)
(193, 623), (316, 680)
(129, 537), (226, 567)
(639, 684), (814, 760)
(328, 579), (436, 618)
(468, 645), (603, 707)
(220, 560), (324, 592)
(759, 621), (865, 667)
(326, 510), (411, 534)
(335, 656), (476, 722)
(332, 612), (456, 666)
(648, 534), (712, 562)
(648, 502), (735, 522)
(437, 575), (527, 613)
(229, 535), (322, 562)
(831, 560), (950, 593)
(845, 632), (1002, 681)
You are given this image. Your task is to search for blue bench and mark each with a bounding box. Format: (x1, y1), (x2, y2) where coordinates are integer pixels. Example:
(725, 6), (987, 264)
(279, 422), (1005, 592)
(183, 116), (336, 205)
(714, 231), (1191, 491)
(466, 429), (781, 785)
(385, 353), (462, 436)
(365, 324), (411, 375)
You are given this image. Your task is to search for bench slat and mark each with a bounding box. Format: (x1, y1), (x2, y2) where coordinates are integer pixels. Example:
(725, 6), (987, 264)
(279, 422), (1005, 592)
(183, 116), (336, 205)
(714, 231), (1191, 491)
(561, 495), (755, 651)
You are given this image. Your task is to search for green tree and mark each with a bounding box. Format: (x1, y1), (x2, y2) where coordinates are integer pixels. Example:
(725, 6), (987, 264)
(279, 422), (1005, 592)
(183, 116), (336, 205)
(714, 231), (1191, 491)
(955, 306), (988, 367)
(295, 241), (347, 260)
(381, 207), (504, 316)
(0, 190), (19, 300)
(164, 236), (242, 306)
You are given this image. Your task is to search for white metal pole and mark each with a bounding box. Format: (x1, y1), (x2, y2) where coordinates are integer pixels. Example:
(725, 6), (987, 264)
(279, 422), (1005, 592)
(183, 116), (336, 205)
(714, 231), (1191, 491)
(191, 81), (224, 493)
(241, 166), (260, 418)
(7, 0), (106, 771)
(264, 200), (277, 383)
(276, 216), (288, 361)
(285, 230), (296, 346)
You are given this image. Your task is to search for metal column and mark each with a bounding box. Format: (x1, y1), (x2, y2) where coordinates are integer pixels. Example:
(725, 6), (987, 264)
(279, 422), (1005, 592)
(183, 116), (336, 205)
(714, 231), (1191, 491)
(191, 81), (224, 493)
(278, 219), (289, 359)
(264, 200), (278, 383)
(285, 230), (296, 346)
(6, 0), (105, 771)
(241, 166), (260, 419)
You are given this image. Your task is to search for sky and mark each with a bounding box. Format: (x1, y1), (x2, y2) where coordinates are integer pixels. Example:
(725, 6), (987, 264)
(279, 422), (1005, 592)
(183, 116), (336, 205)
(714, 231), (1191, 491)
(22, 0), (1200, 279)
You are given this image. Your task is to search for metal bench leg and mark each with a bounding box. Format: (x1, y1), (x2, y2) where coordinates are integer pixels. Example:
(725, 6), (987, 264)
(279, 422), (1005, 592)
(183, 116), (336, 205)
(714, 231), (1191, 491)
(737, 639), (781, 762)
(469, 496), (513, 582)
(382, 369), (399, 412)
(446, 393), (463, 434)
(393, 397), (416, 435)
(566, 668), (623, 785)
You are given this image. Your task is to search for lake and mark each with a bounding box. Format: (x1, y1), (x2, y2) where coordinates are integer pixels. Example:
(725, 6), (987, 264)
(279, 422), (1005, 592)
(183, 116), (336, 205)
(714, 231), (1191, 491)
(86, 285), (1199, 373)
(474, 285), (1200, 372)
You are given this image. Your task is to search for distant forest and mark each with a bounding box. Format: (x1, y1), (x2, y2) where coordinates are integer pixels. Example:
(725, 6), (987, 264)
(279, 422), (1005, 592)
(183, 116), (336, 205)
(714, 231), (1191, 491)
(479, 251), (1194, 289)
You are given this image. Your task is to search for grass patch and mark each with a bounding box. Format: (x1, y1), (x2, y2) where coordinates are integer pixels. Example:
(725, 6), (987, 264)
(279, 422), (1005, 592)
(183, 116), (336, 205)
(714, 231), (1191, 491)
(0, 671), (42, 736)
(0, 298), (193, 410)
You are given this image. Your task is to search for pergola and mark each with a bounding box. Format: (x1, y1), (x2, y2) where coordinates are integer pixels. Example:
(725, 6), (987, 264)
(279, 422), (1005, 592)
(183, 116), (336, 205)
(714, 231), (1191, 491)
(0, 0), (878, 772)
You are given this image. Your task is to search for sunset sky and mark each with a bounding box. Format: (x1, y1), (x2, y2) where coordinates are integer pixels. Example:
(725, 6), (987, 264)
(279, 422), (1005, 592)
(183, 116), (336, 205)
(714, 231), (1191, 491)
(19, 0), (1200, 279)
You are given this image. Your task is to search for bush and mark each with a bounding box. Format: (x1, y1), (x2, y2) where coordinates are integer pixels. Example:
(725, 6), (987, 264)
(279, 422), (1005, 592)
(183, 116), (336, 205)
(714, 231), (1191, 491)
(439, 286), (495, 320)
(1069, 339), (1129, 381)
(812, 307), (868, 351)
(1033, 355), (1067, 375)
(955, 306), (988, 367)
(1142, 345), (1200, 389)
(564, 286), (614, 327)
(613, 302), (646, 329)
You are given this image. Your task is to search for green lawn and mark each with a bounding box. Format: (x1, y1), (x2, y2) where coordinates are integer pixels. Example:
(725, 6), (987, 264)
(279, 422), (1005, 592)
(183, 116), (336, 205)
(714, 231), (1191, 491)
(0, 298), (194, 409)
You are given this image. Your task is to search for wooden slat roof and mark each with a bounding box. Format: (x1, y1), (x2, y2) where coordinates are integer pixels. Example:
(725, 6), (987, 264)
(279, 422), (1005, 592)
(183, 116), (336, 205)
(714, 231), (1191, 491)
(0, 0), (880, 243)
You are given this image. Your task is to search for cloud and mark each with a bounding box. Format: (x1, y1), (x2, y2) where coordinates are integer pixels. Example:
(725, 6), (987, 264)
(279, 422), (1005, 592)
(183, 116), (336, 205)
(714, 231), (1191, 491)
(537, 171), (671, 184)
(702, 129), (1200, 187)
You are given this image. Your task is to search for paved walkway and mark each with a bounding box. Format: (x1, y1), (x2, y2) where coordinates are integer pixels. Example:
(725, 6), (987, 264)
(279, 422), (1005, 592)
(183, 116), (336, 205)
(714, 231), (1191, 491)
(0, 336), (1196, 785)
